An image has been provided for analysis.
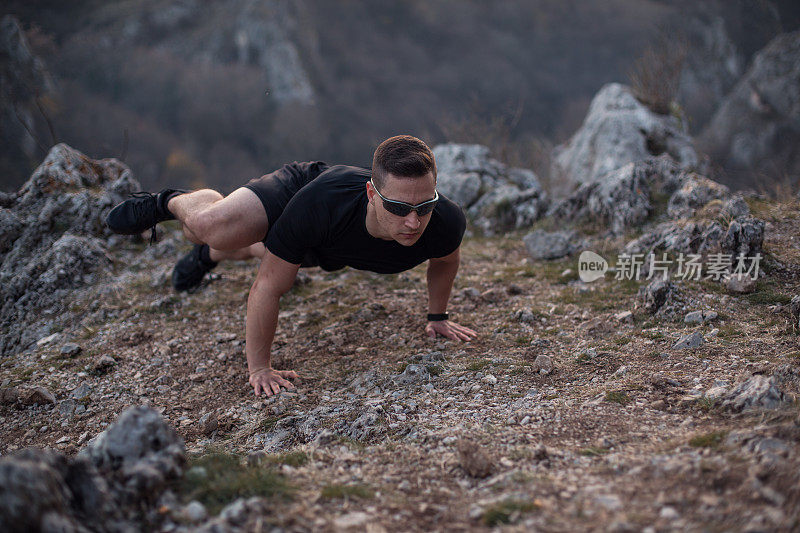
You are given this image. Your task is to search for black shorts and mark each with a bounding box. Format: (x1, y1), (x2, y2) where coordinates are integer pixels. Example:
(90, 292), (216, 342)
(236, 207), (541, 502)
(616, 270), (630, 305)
(243, 161), (330, 243)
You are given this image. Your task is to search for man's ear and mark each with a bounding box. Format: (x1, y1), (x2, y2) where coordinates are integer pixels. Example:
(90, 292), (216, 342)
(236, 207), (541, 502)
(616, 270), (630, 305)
(365, 181), (375, 203)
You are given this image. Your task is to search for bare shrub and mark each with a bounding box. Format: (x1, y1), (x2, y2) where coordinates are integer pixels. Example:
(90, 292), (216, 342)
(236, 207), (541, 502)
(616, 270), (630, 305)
(628, 31), (687, 115)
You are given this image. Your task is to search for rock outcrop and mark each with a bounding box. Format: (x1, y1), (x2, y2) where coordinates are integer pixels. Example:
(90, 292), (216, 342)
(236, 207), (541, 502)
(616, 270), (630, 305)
(0, 406), (184, 532)
(433, 143), (547, 234)
(551, 83), (699, 188)
(547, 156), (687, 236)
(0, 143), (139, 354)
(700, 31), (800, 185)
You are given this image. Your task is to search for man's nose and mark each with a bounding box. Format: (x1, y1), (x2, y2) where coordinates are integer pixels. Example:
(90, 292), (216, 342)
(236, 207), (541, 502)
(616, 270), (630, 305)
(404, 211), (421, 229)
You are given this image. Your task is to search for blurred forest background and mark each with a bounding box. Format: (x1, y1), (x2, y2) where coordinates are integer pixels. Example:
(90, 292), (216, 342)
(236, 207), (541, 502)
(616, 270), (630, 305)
(2, 0), (799, 194)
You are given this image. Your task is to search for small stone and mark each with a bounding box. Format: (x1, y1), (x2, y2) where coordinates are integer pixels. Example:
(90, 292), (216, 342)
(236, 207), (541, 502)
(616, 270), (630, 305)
(480, 374), (497, 385)
(246, 450), (266, 466)
(199, 412), (218, 436)
(59, 399), (77, 418)
(36, 333), (59, 347)
(532, 355), (553, 375)
(673, 331), (704, 350)
(684, 310), (718, 324)
(183, 501), (207, 523)
(725, 273), (756, 294)
(398, 480), (411, 491)
(520, 415), (531, 425)
(0, 387), (19, 405)
(705, 385), (728, 400)
(707, 328), (720, 338)
(659, 506), (679, 520)
(334, 512), (370, 530)
(71, 382), (92, 400)
(614, 311), (633, 323)
(791, 296), (800, 328)
(456, 438), (493, 478)
(611, 365), (627, 378)
(93, 355), (116, 373)
(60, 343), (82, 357)
(21, 386), (56, 406)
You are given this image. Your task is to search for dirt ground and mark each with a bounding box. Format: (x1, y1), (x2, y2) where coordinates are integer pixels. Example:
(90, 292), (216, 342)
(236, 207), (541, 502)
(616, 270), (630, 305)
(2, 196), (800, 532)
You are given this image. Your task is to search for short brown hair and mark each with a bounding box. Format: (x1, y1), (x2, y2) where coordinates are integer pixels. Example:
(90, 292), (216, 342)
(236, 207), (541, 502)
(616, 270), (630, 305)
(371, 135), (436, 190)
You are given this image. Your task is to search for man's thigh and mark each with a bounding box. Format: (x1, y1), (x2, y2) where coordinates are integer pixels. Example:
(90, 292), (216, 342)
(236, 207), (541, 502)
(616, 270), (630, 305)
(203, 187), (269, 250)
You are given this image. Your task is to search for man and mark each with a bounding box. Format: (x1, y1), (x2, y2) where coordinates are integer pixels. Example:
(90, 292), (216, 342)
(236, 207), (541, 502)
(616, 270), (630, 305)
(106, 135), (477, 397)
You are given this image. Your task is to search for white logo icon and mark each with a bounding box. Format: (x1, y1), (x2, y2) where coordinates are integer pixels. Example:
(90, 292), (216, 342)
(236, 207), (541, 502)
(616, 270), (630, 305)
(578, 251), (608, 282)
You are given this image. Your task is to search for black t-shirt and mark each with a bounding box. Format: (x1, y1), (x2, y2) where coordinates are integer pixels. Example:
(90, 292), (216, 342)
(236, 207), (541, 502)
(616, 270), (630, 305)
(265, 165), (466, 274)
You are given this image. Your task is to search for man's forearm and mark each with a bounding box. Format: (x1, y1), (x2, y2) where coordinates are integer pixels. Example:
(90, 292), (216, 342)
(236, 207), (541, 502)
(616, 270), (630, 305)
(427, 258), (459, 314)
(245, 282), (282, 374)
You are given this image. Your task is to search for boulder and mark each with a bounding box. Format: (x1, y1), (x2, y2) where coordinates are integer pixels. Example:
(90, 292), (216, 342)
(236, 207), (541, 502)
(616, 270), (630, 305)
(552, 83), (699, 188)
(0, 407), (182, 532)
(433, 143), (547, 233)
(548, 157), (686, 235)
(722, 375), (785, 411)
(700, 31), (800, 184)
(667, 176), (730, 219)
(638, 279), (684, 320)
(0, 143), (139, 355)
(81, 405), (185, 501)
(523, 229), (583, 260)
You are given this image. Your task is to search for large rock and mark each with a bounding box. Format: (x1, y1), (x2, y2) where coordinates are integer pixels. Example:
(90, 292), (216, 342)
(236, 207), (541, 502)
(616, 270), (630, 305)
(0, 406), (181, 532)
(667, 176), (730, 219)
(700, 31), (800, 184)
(523, 229), (583, 260)
(433, 143), (547, 234)
(624, 215), (764, 265)
(722, 374), (785, 411)
(81, 406), (185, 485)
(552, 83), (699, 188)
(548, 156), (686, 235)
(0, 143), (139, 355)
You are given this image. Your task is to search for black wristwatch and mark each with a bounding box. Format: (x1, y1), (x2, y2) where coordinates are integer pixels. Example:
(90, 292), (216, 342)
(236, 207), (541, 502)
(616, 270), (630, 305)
(427, 313), (449, 322)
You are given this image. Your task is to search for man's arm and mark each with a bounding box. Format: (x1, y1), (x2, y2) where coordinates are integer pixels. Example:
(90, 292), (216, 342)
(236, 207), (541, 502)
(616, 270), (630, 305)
(246, 250), (301, 396)
(425, 246), (477, 341)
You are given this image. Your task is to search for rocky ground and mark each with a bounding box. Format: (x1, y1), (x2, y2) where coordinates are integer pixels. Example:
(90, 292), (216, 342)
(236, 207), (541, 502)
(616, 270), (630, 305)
(2, 187), (800, 531)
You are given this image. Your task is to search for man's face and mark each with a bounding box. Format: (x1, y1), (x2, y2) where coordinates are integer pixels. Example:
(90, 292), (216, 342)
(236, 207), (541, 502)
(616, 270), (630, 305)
(368, 172), (437, 246)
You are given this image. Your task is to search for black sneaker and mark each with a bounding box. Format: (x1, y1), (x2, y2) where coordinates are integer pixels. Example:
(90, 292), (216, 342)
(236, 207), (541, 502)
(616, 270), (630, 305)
(106, 189), (186, 243)
(172, 244), (218, 292)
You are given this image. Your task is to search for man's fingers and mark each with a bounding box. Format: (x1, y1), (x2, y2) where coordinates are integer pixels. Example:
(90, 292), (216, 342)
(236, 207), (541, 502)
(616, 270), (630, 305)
(279, 378), (296, 390)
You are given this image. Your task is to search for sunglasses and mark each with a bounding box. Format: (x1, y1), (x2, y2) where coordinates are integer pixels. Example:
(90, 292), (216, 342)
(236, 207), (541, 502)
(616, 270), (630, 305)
(369, 179), (439, 217)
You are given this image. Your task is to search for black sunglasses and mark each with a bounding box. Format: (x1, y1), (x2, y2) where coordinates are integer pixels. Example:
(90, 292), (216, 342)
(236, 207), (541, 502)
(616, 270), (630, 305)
(369, 179), (439, 217)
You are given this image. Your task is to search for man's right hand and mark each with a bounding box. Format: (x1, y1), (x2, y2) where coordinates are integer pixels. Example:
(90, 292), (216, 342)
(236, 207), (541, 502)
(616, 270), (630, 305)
(249, 368), (299, 397)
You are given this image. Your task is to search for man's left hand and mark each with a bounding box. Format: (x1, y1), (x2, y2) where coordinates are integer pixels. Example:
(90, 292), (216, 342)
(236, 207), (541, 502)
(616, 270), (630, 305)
(425, 320), (477, 341)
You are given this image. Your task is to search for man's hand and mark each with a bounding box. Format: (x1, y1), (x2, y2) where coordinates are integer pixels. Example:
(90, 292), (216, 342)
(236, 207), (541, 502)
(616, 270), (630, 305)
(249, 368), (299, 397)
(426, 320), (477, 341)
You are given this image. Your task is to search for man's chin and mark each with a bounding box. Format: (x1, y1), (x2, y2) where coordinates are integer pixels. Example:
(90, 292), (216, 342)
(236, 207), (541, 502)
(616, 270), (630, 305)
(396, 232), (421, 245)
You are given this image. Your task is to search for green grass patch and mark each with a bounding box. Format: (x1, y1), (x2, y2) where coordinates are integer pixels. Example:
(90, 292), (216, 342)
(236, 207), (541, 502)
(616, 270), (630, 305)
(320, 483), (373, 500)
(604, 391), (631, 405)
(612, 335), (632, 346)
(266, 450), (309, 467)
(482, 499), (540, 526)
(426, 364), (443, 376)
(689, 430), (728, 449)
(178, 452), (291, 514)
(579, 446), (609, 457)
(695, 397), (717, 412)
(466, 359), (491, 372)
(745, 284), (792, 305)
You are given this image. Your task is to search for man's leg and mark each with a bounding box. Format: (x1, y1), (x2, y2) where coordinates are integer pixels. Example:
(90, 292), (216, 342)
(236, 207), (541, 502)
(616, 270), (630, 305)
(166, 188), (268, 291)
(167, 188), (268, 251)
(209, 242), (266, 262)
